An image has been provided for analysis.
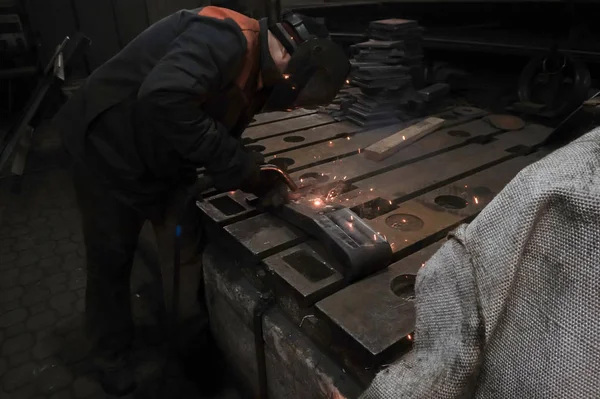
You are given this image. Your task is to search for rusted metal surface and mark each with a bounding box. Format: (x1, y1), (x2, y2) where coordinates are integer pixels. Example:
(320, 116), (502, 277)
(199, 110), (555, 395)
(244, 113), (335, 140)
(249, 108), (316, 126)
(317, 241), (444, 359)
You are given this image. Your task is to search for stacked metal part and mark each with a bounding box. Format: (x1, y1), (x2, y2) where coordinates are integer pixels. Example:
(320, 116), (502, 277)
(343, 19), (425, 126)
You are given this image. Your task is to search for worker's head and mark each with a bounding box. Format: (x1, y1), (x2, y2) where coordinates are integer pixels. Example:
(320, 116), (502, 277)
(263, 12), (350, 112)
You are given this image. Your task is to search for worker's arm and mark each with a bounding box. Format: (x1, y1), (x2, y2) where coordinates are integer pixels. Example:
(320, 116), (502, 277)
(361, 226), (484, 399)
(136, 15), (254, 191)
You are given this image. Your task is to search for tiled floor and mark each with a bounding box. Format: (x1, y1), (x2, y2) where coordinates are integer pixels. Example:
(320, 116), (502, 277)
(0, 125), (238, 399)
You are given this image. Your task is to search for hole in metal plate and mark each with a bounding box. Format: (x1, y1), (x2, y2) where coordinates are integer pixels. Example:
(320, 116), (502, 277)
(352, 198), (398, 220)
(434, 195), (468, 210)
(283, 250), (335, 282)
(447, 130), (471, 137)
(269, 157), (295, 170)
(245, 144), (266, 153)
(242, 137), (257, 145)
(390, 274), (416, 300)
(386, 214), (424, 231)
(283, 135), (306, 143)
(209, 196), (245, 216)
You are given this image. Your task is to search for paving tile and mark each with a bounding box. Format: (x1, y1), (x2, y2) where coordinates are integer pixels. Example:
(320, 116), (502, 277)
(69, 273), (86, 291)
(22, 285), (51, 307)
(5, 322), (26, 338)
(32, 334), (65, 360)
(36, 241), (57, 259)
(13, 237), (35, 252)
(54, 315), (82, 336)
(39, 255), (62, 270)
(41, 273), (68, 294)
(29, 302), (47, 315)
(50, 292), (77, 316)
(2, 332), (35, 356)
(0, 269), (19, 289)
(6, 225), (31, 238)
(0, 251), (18, 266)
(0, 237), (16, 251)
(51, 229), (72, 241)
(1, 300), (20, 313)
(15, 251), (40, 268)
(0, 286), (24, 304)
(9, 351), (31, 367)
(0, 308), (28, 328)
(8, 382), (37, 399)
(31, 227), (52, 241)
(73, 375), (101, 398)
(62, 254), (84, 273)
(55, 242), (78, 256)
(60, 334), (89, 366)
(19, 267), (44, 286)
(50, 389), (74, 399)
(1, 361), (37, 392)
(26, 310), (57, 332)
(35, 362), (73, 395)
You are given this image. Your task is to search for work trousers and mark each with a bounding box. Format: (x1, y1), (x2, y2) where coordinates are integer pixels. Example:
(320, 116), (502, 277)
(72, 166), (202, 366)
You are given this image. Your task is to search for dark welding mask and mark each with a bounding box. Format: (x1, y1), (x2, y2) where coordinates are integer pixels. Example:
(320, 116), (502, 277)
(263, 13), (350, 112)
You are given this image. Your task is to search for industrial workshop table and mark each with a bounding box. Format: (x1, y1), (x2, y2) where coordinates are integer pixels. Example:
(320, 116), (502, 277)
(197, 107), (553, 399)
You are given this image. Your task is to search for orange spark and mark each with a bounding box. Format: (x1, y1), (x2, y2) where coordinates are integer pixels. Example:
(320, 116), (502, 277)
(474, 197), (479, 204)
(407, 334), (413, 341)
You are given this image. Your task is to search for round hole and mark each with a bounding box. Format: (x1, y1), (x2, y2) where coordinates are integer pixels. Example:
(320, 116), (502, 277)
(385, 214), (424, 231)
(434, 195), (468, 210)
(269, 157), (295, 170)
(447, 130), (471, 138)
(283, 135), (306, 143)
(299, 172), (329, 183)
(390, 274), (416, 300)
(242, 137), (257, 145)
(245, 144), (266, 153)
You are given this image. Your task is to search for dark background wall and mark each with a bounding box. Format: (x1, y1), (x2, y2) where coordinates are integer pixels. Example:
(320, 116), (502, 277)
(22, 0), (264, 72)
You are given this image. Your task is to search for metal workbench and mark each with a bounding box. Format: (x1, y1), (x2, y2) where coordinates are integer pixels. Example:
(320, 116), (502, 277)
(198, 108), (553, 399)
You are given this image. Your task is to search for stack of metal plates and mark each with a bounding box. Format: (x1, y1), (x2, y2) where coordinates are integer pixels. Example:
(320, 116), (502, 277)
(342, 19), (426, 126)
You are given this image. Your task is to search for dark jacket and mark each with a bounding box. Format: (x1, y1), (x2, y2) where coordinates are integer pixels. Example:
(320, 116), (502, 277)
(55, 7), (281, 206)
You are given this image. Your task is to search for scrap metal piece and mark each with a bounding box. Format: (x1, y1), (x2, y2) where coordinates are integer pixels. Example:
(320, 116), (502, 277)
(275, 201), (393, 282)
(317, 241), (443, 359)
(487, 114), (526, 131)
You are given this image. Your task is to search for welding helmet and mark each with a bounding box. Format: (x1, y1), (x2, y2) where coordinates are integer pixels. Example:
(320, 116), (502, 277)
(263, 12), (350, 111)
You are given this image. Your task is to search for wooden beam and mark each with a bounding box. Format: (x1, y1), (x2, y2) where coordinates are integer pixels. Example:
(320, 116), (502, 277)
(363, 117), (445, 161)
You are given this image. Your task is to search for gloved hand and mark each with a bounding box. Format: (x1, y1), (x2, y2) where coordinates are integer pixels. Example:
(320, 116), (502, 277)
(239, 149), (290, 207)
(238, 149), (267, 196)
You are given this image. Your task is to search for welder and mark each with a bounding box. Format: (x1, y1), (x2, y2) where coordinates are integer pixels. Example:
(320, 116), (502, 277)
(53, 7), (349, 396)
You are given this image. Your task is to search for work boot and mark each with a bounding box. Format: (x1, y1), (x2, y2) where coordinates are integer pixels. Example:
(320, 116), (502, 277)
(97, 355), (137, 397)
